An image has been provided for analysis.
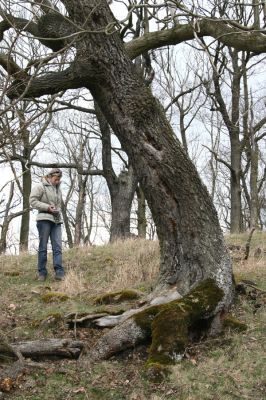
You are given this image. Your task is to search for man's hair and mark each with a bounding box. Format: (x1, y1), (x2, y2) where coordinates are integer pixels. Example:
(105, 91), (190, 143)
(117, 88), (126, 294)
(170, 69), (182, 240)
(47, 168), (62, 177)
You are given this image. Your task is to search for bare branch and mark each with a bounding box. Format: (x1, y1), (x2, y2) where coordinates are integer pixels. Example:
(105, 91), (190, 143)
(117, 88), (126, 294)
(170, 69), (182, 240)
(164, 83), (201, 112)
(126, 19), (266, 60)
(6, 67), (83, 99)
(202, 145), (234, 173)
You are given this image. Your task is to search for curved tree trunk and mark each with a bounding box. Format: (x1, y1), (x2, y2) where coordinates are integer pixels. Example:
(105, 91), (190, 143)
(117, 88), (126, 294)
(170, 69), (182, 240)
(6, 0), (234, 308)
(37, 0), (233, 304)
(59, 0), (234, 306)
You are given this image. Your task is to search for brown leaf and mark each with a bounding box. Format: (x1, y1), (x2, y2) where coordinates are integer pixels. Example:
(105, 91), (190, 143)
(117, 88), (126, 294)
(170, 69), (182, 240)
(73, 387), (86, 394)
(0, 377), (14, 392)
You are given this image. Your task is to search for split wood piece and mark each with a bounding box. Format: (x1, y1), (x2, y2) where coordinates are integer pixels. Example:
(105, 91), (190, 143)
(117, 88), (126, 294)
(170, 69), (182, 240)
(0, 339), (84, 360)
(65, 312), (109, 328)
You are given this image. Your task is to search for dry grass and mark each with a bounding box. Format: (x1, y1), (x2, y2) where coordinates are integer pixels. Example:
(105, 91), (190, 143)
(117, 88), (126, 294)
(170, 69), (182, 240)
(0, 235), (265, 400)
(223, 231), (266, 293)
(225, 230), (266, 250)
(62, 238), (160, 297)
(58, 267), (87, 296)
(102, 238), (159, 291)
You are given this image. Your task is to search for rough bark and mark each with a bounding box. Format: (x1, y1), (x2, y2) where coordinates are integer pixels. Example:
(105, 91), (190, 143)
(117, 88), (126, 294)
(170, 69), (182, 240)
(125, 19), (266, 59)
(109, 168), (138, 242)
(71, 1), (232, 304)
(230, 134), (242, 233)
(248, 100), (260, 229)
(3, 10), (266, 60)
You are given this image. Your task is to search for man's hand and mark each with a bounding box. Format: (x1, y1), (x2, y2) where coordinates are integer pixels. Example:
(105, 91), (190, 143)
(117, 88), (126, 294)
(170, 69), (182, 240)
(47, 205), (56, 213)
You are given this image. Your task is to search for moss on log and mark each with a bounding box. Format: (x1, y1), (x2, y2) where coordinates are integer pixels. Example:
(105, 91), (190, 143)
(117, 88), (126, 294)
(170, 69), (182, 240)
(93, 290), (140, 305)
(222, 314), (247, 332)
(135, 278), (224, 365)
(41, 292), (69, 303)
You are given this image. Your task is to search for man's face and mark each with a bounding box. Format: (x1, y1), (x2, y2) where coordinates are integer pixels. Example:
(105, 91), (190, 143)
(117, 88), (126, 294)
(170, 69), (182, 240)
(50, 175), (61, 186)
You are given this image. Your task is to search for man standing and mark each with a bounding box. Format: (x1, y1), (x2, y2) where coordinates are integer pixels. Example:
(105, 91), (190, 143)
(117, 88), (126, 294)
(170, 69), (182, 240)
(30, 168), (65, 281)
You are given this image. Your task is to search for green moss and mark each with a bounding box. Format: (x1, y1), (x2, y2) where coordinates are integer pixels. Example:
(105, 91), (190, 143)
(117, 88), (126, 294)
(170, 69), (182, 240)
(233, 273), (247, 285)
(223, 314), (247, 332)
(30, 319), (41, 328)
(30, 312), (63, 328)
(134, 304), (160, 334)
(134, 279), (224, 366)
(44, 312), (62, 321)
(93, 290), (140, 305)
(103, 257), (114, 265)
(4, 271), (20, 276)
(41, 292), (69, 303)
(95, 307), (125, 315)
(144, 362), (170, 383)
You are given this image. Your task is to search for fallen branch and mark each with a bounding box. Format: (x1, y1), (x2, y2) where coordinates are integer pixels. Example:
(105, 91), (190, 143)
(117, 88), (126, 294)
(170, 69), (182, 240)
(0, 331), (24, 363)
(0, 338), (84, 360)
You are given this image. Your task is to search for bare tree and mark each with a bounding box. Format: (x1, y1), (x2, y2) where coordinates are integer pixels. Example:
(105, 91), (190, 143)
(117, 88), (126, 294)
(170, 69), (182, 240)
(2, 0), (266, 361)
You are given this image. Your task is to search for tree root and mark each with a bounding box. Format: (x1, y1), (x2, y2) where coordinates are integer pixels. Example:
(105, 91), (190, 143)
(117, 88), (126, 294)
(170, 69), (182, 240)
(86, 278), (225, 364)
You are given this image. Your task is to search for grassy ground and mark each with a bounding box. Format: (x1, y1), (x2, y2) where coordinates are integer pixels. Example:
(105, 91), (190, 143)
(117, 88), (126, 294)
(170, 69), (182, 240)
(0, 234), (265, 399)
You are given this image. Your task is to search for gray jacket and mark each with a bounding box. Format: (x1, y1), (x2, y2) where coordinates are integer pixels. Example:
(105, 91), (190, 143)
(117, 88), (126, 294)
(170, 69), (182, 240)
(30, 178), (63, 223)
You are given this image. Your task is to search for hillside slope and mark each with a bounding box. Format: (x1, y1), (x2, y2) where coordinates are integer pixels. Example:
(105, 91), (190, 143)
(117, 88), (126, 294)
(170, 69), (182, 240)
(0, 234), (265, 399)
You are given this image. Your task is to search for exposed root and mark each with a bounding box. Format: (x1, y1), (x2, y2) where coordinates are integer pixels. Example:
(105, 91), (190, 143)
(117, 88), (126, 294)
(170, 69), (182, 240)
(87, 279), (224, 363)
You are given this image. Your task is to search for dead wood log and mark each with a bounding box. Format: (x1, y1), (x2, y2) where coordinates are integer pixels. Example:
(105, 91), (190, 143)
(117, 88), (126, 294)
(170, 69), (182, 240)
(88, 318), (148, 361)
(66, 312), (109, 328)
(0, 339), (84, 360)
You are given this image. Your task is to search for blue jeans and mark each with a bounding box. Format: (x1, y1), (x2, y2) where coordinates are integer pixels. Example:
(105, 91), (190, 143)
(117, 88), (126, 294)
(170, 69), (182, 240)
(37, 220), (64, 277)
